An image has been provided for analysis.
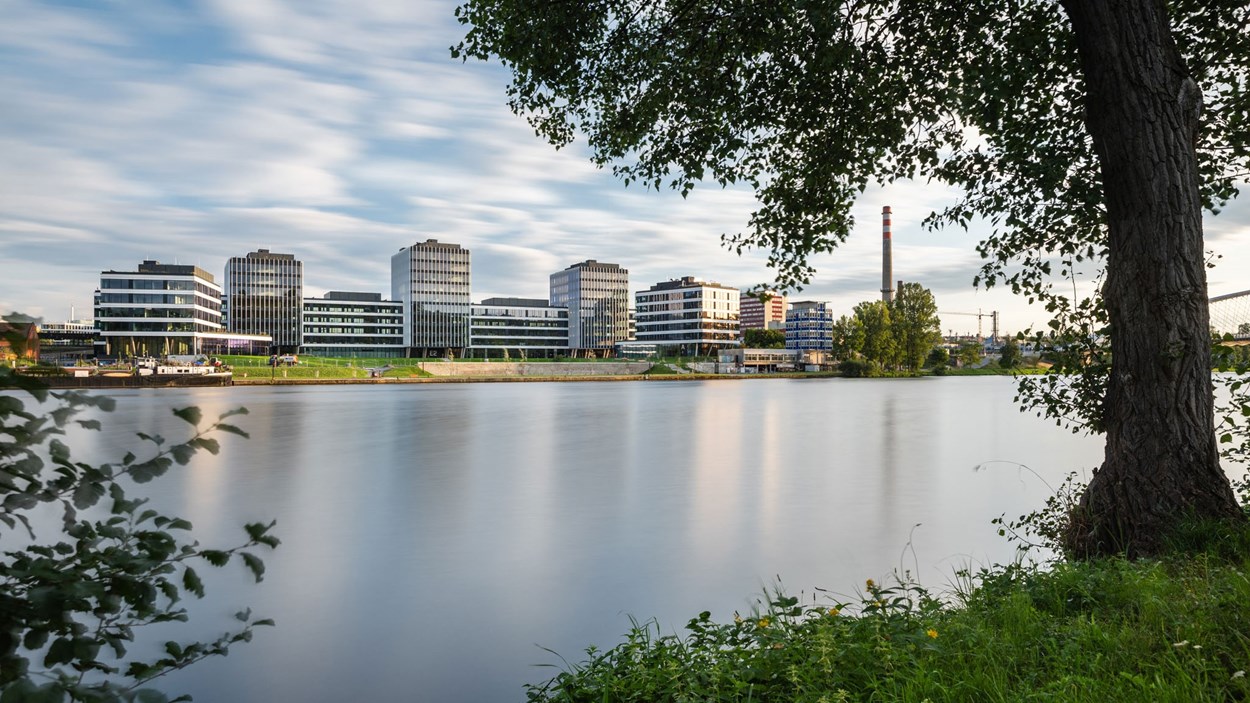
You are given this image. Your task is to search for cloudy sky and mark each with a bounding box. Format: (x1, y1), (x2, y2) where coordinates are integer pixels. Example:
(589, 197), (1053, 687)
(3, 1), (1248, 336)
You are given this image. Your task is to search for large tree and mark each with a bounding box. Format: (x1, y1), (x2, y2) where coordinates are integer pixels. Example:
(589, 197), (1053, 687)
(890, 283), (942, 372)
(454, 0), (1250, 556)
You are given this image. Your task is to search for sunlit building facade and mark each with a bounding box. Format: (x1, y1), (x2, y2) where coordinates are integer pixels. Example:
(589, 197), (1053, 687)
(739, 290), (787, 331)
(95, 260), (270, 357)
(301, 292), (405, 357)
(549, 260), (629, 355)
(634, 277), (740, 355)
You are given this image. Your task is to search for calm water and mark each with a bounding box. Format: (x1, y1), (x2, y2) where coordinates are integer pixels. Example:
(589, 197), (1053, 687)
(41, 377), (1103, 701)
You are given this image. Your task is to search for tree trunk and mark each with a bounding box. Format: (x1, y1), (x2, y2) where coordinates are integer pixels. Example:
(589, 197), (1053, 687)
(1060, 0), (1242, 557)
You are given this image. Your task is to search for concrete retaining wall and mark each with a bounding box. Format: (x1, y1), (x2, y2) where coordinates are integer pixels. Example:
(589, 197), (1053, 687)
(420, 361), (652, 377)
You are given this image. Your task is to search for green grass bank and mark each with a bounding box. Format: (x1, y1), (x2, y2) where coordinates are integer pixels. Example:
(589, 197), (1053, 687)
(527, 530), (1250, 702)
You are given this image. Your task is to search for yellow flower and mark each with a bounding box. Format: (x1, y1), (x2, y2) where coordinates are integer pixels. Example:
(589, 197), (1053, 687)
(865, 579), (876, 590)
(757, 617), (771, 629)
(827, 608), (840, 617)
(926, 629), (939, 639)
(734, 614), (743, 624)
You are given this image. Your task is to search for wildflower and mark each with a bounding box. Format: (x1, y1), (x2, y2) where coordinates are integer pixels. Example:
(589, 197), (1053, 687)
(1193, 644), (1203, 650)
(827, 608), (840, 617)
(865, 579), (876, 590)
(771, 643), (784, 650)
(1173, 640), (1190, 648)
(1233, 671), (1246, 680)
(734, 614), (743, 624)
(926, 629), (938, 639)
(757, 617), (771, 629)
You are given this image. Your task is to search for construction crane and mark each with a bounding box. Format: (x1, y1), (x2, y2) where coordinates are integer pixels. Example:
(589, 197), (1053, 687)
(939, 310), (1000, 343)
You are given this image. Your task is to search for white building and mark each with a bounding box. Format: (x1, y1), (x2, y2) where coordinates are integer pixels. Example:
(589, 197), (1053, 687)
(302, 292), (405, 358)
(469, 297), (569, 359)
(95, 260), (270, 358)
(634, 276), (740, 355)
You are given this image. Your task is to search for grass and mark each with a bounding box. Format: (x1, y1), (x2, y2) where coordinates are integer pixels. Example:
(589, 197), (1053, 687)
(527, 531), (1250, 702)
(219, 355), (431, 379)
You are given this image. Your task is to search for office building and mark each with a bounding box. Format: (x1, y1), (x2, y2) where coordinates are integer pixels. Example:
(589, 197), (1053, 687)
(549, 260), (629, 355)
(785, 301), (835, 351)
(740, 291), (787, 331)
(95, 260), (270, 357)
(469, 297), (569, 359)
(634, 276), (740, 355)
(301, 292), (405, 357)
(224, 249), (304, 353)
(391, 240), (472, 357)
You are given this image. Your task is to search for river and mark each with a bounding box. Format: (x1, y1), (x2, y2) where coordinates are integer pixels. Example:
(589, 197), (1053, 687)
(29, 377), (1105, 701)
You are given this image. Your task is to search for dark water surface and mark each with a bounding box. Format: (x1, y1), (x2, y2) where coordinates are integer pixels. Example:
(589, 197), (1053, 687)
(46, 377), (1103, 701)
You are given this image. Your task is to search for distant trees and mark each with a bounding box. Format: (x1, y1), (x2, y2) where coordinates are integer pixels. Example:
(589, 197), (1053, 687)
(999, 337), (1022, 368)
(829, 315), (864, 361)
(835, 284), (941, 373)
(890, 284), (942, 372)
(743, 328), (785, 349)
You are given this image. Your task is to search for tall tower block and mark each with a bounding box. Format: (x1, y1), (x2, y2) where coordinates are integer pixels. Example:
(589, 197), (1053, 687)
(881, 206), (895, 303)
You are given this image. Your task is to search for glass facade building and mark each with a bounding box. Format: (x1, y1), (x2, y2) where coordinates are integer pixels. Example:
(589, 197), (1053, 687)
(549, 260), (629, 354)
(785, 301), (835, 351)
(468, 297), (569, 358)
(634, 277), (741, 355)
(391, 240), (471, 356)
(224, 249), (304, 353)
(95, 261), (270, 357)
(301, 292), (405, 357)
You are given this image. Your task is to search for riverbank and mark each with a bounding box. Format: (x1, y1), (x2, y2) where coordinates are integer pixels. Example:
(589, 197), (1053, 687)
(527, 532), (1250, 702)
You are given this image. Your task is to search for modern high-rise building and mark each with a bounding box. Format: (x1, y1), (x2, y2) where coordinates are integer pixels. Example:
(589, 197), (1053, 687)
(634, 277), (740, 355)
(549, 260), (629, 355)
(391, 239), (472, 356)
(224, 249), (303, 353)
(739, 290), (787, 331)
(95, 260), (270, 357)
(301, 292), (405, 358)
(469, 297), (569, 359)
(785, 301), (835, 351)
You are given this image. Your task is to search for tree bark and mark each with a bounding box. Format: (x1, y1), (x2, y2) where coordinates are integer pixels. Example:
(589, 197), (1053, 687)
(1060, 0), (1242, 557)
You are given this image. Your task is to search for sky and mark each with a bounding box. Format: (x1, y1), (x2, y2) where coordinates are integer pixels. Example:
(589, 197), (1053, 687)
(2, 0), (1248, 337)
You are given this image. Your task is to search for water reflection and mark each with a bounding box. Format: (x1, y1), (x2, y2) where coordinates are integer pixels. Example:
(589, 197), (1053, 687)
(23, 378), (1107, 702)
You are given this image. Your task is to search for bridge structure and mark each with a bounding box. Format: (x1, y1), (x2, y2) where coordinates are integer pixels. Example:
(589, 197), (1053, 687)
(1211, 289), (1250, 341)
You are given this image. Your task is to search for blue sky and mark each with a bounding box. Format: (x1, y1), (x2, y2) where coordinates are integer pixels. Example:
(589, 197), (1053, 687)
(3, 0), (1248, 336)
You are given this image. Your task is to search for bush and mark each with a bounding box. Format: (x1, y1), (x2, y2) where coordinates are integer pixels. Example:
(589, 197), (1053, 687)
(838, 359), (879, 378)
(0, 367), (277, 702)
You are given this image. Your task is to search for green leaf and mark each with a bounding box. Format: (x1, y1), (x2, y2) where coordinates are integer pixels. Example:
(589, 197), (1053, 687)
(132, 690), (170, 703)
(214, 423), (249, 438)
(23, 629), (48, 651)
(170, 444), (196, 466)
(76, 419), (102, 431)
(44, 637), (74, 666)
(172, 407), (202, 426)
(191, 437), (220, 455)
(72, 481), (106, 510)
(241, 552), (265, 582)
(201, 550), (230, 567)
(182, 567), (205, 598)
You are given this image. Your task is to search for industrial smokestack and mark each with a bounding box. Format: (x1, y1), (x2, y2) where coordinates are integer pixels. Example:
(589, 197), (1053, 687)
(881, 206), (894, 303)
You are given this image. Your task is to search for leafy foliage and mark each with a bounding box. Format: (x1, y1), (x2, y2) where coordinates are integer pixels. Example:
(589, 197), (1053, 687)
(889, 283), (941, 371)
(742, 328), (785, 349)
(0, 366), (278, 702)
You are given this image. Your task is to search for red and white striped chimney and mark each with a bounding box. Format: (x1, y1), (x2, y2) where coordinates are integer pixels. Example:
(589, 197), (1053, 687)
(881, 206), (894, 303)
